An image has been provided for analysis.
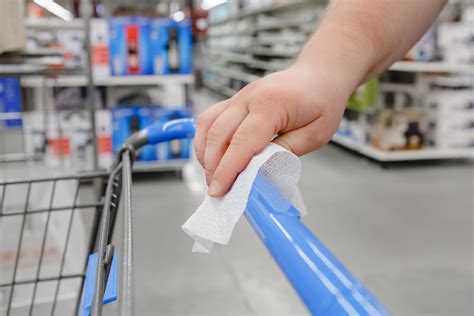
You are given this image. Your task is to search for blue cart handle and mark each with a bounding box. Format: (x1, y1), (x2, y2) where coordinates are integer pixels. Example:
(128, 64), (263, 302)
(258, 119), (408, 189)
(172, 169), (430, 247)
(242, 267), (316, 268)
(126, 118), (388, 315)
(124, 118), (195, 150)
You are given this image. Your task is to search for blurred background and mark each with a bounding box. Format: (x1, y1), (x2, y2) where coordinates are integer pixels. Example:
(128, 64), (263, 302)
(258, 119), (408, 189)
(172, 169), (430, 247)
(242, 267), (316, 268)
(0, 0), (472, 315)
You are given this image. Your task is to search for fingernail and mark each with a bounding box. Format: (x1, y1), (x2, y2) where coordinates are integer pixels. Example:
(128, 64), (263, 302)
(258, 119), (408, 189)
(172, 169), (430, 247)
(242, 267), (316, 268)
(208, 180), (221, 197)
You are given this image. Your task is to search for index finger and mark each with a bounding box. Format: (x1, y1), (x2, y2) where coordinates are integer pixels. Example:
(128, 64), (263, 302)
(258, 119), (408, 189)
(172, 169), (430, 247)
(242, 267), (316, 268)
(208, 112), (278, 197)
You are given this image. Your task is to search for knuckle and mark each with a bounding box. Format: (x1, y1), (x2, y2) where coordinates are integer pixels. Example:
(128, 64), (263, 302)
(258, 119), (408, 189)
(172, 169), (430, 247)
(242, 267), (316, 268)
(305, 131), (329, 148)
(206, 122), (223, 146)
(251, 89), (275, 110)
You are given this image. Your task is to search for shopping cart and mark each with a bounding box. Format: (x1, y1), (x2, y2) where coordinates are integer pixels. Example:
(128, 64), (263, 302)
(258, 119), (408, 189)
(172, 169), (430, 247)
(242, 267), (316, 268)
(1, 118), (389, 316)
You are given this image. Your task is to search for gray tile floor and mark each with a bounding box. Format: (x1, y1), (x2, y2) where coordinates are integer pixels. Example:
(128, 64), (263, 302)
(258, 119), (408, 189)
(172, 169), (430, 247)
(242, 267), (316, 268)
(129, 145), (473, 316)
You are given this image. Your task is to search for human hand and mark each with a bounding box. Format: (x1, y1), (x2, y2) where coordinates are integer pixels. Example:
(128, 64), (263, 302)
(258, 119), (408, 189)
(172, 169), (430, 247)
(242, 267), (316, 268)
(194, 65), (352, 197)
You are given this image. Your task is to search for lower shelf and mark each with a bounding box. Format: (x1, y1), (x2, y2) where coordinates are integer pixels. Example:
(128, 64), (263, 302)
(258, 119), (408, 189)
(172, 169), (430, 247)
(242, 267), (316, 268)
(331, 134), (473, 162)
(133, 159), (189, 172)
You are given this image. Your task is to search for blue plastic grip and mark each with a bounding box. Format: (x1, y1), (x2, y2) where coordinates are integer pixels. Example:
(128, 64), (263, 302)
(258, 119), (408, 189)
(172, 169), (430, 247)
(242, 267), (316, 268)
(146, 118), (195, 145)
(80, 252), (118, 316)
(245, 173), (390, 316)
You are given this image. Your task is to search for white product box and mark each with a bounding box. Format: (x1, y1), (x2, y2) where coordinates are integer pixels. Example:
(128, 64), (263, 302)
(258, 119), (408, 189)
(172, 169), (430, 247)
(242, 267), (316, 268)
(22, 112), (47, 159)
(442, 43), (473, 64)
(96, 110), (113, 169)
(438, 23), (474, 48)
(90, 18), (111, 80)
(56, 30), (86, 69)
(60, 111), (92, 171)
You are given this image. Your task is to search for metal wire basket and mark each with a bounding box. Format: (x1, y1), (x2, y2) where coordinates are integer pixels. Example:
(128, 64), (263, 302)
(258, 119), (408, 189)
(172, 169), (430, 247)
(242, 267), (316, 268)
(0, 172), (107, 315)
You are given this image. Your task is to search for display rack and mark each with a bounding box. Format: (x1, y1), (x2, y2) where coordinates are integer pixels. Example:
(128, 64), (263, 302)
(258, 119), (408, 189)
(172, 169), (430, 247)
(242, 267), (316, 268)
(209, 0), (316, 26)
(204, 1), (473, 163)
(332, 134), (473, 162)
(1, 10), (195, 173)
(21, 74), (194, 87)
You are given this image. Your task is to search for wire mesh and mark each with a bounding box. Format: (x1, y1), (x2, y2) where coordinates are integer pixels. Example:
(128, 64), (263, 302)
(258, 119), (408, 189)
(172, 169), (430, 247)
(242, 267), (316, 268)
(0, 173), (106, 316)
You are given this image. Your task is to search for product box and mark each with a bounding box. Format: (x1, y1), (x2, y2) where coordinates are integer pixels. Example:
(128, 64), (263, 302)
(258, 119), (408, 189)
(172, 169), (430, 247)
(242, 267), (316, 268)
(371, 109), (428, 151)
(91, 18), (111, 80)
(96, 110), (113, 169)
(150, 18), (172, 75)
(56, 30), (86, 69)
(111, 105), (141, 153)
(176, 19), (193, 74)
(23, 111), (112, 170)
(109, 17), (153, 76)
(0, 78), (22, 128)
(438, 22), (474, 63)
(22, 112), (47, 159)
(150, 18), (192, 75)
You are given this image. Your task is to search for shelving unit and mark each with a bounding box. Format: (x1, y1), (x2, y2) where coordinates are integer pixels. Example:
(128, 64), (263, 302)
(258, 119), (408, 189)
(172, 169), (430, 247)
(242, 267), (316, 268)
(1, 14), (195, 173)
(204, 1), (473, 163)
(21, 74), (194, 87)
(24, 17), (85, 30)
(209, 0), (316, 26)
(389, 61), (474, 74)
(332, 134), (473, 162)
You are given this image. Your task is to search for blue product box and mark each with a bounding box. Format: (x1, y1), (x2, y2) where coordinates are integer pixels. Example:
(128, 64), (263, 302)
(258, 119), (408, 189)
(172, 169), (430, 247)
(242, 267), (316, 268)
(150, 18), (172, 75)
(176, 19), (193, 74)
(109, 17), (152, 76)
(0, 78), (22, 128)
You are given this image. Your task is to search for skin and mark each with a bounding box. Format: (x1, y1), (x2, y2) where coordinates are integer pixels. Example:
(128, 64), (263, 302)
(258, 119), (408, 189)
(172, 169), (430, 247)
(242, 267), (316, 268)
(196, 0), (447, 197)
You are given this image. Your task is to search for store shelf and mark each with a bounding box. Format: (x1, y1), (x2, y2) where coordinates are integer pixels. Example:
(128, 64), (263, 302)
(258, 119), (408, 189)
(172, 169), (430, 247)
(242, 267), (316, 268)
(0, 64), (47, 75)
(206, 66), (260, 83)
(209, 19), (306, 37)
(331, 134), (473, 162)
(133, 159), (189, 172)
(21, 74), (194, 87)
(210, 0), (315, 26)
(25, 18), (85, 30)
(209, 52), (287, 72)
(205, 82), (238, 98)
(249, 47), (299, 58)
(379, 82), (419, 95)
(389, 61), (474, 74)
(96, 75), (194, 86)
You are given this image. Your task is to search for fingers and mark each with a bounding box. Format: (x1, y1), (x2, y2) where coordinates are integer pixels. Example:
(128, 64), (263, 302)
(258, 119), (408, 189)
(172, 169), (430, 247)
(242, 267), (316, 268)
(208, 112), (278, 197)
(203, 105), (248, 185)
(272, 118), (330, 156)
(194, 100), (229, 167)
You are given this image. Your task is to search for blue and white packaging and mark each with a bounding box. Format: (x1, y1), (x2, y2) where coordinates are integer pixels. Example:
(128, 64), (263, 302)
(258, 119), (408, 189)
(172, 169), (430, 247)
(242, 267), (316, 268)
(176, 19), (193, 74)
(150, 18), (172, 75)
(109, 17), (152, 76)
(0, 78), (22, 128)
(111, 106), (140, 154)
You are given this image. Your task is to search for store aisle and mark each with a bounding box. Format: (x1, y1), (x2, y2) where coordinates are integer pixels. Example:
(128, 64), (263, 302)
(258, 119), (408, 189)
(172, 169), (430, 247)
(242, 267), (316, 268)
(131, 138), (473, 315)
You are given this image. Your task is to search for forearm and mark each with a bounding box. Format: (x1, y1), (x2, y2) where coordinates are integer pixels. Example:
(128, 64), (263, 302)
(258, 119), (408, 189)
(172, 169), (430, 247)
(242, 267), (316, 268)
(293, 0), (447, 97)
